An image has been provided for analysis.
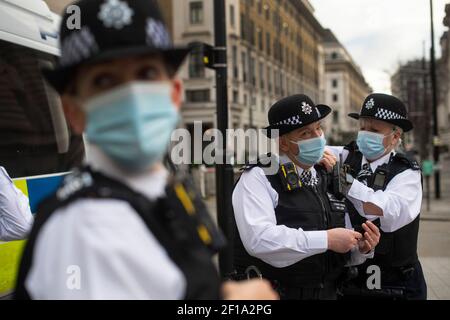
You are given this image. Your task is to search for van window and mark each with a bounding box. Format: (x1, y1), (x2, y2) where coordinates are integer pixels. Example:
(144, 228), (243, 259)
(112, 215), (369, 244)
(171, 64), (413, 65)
(0, 41), (84, 178)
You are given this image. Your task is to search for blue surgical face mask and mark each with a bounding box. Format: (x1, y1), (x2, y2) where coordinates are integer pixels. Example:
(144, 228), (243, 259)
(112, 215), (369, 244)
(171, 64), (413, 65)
(83, 81), (179, 171)
(291, 133), (327, 166)
(357, 130), (393, 161)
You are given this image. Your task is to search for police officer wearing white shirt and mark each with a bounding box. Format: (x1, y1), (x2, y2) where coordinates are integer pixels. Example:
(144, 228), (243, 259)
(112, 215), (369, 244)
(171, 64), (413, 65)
(0, 166), (33, 241)
(328, 93), (427, 300)
(232, 94), (381, 300)
(14, 0), (277, 300)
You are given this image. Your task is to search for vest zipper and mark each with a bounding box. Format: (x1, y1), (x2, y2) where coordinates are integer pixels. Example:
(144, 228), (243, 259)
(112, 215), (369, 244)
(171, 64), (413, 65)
(312, 182), (329, 288)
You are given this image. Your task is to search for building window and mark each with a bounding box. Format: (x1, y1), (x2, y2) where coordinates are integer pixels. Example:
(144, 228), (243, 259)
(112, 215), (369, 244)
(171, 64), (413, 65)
(266, 32), (271, 56)
(249, 55), (256, 86)
(297, 56), (302, 74)
(332, 79), (338, 88)
(279, 44), (284, 64)
(267, 66), (272, 93)
(333, 111), (339, 122)
(265, 5), (270, 20)
(232, 46), (238, 79)
(273, 40), (278, 60)
(186, 89), (210, 102)
(233, 90), (239, 104)
(258, 28), (263, 51)
(274, 69), (279, 94)
(259, 62), (265, 89)
(188, 52), (205, 78)
(331, 52), (338, 59)
(249, 19), (255, 45)
(242, 51), (248, 82)
(296, 33), (302, 47)
(230, 4), (235, 27)
(241, 13), (246, 39)
(285, 47), (289, 68)
(332, 94), (338, 102)
(189, 1), (203, 25)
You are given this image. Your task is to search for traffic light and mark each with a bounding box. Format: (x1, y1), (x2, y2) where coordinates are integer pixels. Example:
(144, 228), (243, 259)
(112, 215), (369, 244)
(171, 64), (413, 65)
(189, 42), (216, 69)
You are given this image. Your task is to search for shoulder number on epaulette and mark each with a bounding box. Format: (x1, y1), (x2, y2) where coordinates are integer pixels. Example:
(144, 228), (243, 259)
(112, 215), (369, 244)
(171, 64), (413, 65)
(394, 154), (420, 171)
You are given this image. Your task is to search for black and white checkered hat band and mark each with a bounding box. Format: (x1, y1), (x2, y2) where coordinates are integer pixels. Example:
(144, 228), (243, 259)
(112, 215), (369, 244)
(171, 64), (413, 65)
(375, 108), (406, 120)
(275, 115), (303, 126)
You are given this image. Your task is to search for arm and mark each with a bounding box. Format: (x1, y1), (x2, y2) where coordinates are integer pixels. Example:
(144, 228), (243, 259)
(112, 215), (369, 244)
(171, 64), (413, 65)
(346, 169), (422, 232)
(26, 200), (186, 300)
(0, 167), (33, 241)
(232, 167), (328, 268)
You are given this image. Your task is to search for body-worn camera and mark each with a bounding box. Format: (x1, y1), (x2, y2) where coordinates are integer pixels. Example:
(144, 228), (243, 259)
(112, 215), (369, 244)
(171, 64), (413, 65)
(279, 162), (302, 191)
(369, 167), (389, 191)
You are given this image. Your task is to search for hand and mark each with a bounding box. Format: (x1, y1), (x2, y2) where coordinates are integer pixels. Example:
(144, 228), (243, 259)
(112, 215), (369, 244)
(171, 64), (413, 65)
(338, 164), (354, 197)
(222, 279), (279, 300)
(327, 228), (362, 253)
(358, 220), (381, 254)
(319, 150), (337, 172)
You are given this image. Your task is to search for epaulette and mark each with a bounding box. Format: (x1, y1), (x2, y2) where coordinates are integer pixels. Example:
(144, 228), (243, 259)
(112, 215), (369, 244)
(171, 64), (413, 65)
(392, 153), (421, 171)
(241, 153), (274, 172)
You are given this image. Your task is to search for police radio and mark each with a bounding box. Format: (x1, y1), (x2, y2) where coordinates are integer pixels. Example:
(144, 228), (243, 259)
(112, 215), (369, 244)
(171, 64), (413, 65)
(279, 162), (302, 191)
(332, 159), (344, 199)
(369, 166), (390, 191)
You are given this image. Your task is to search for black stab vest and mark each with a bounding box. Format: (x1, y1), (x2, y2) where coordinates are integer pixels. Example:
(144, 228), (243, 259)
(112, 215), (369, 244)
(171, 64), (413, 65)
(233, 161), (349, 288)
(15, 167), (222, 300)
(344, 142), (422, 268)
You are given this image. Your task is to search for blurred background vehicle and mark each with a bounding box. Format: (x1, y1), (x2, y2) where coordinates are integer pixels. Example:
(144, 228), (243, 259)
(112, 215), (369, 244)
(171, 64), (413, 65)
(0, 0), (84, 299)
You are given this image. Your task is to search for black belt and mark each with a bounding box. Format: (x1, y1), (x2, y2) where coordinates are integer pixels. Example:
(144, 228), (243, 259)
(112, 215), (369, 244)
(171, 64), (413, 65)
(0, 144), (58, 156)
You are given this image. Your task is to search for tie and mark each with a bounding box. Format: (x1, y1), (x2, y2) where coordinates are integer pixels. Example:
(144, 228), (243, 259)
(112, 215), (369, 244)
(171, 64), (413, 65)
(356, 163), (373, 184)
(300, 170), (319, 187)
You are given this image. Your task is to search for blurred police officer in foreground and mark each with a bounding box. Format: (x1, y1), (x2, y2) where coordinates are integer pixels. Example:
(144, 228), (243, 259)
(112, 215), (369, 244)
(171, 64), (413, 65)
(328, 93), (427, 300)
(232, 95), (380, 300)
(0, 167), (33, 241)
(15, 0), (277, 300)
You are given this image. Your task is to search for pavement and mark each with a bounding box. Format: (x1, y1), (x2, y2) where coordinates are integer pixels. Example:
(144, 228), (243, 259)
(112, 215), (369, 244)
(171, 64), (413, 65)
(418, 220), (450, 300)
(418, 154), (450, 299)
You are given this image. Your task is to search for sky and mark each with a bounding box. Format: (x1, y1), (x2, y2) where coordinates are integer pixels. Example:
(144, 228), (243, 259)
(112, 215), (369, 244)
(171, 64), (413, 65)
(310, 0), (449, 93)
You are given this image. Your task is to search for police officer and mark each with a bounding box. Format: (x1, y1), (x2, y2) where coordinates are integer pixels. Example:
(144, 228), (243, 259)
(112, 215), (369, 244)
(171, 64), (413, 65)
(15, 0), (277, 300)
(0, 166), (33, 241)
(328, 93), (427, 300)
(232, 94), (380, 300)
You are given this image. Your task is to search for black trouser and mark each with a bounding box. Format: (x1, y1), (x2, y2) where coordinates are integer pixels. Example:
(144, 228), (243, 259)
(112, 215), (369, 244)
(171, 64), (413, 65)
(340, 261), (427, 300)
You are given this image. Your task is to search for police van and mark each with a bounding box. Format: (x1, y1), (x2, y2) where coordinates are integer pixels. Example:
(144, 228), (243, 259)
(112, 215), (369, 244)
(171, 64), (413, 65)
(0, 0), (84, 298)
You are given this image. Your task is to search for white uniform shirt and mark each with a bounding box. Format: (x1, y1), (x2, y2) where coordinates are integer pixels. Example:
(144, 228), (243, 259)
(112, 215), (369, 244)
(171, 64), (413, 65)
(326, 147), (423, 233)
(25, 145), (186, 300)
(0, 167), (33, 241)
(232, 155), (373, 270)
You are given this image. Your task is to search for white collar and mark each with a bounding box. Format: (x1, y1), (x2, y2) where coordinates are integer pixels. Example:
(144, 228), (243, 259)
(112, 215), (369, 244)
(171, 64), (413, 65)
(279, 154), (317, 177)
(84, 143), (169, 200)
(363, 150), (396, 172)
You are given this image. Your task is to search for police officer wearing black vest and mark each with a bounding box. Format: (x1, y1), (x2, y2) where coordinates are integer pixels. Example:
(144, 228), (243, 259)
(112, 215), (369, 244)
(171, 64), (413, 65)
(14, 0), (277, 300)
(327, 93), (427, 300)
(232, 94), (381, 300)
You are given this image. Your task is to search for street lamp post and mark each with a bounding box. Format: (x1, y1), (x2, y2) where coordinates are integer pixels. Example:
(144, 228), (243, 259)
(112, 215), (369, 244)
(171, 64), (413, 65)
(430, 0), (441, 199)
(213, 0), (235, 277)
